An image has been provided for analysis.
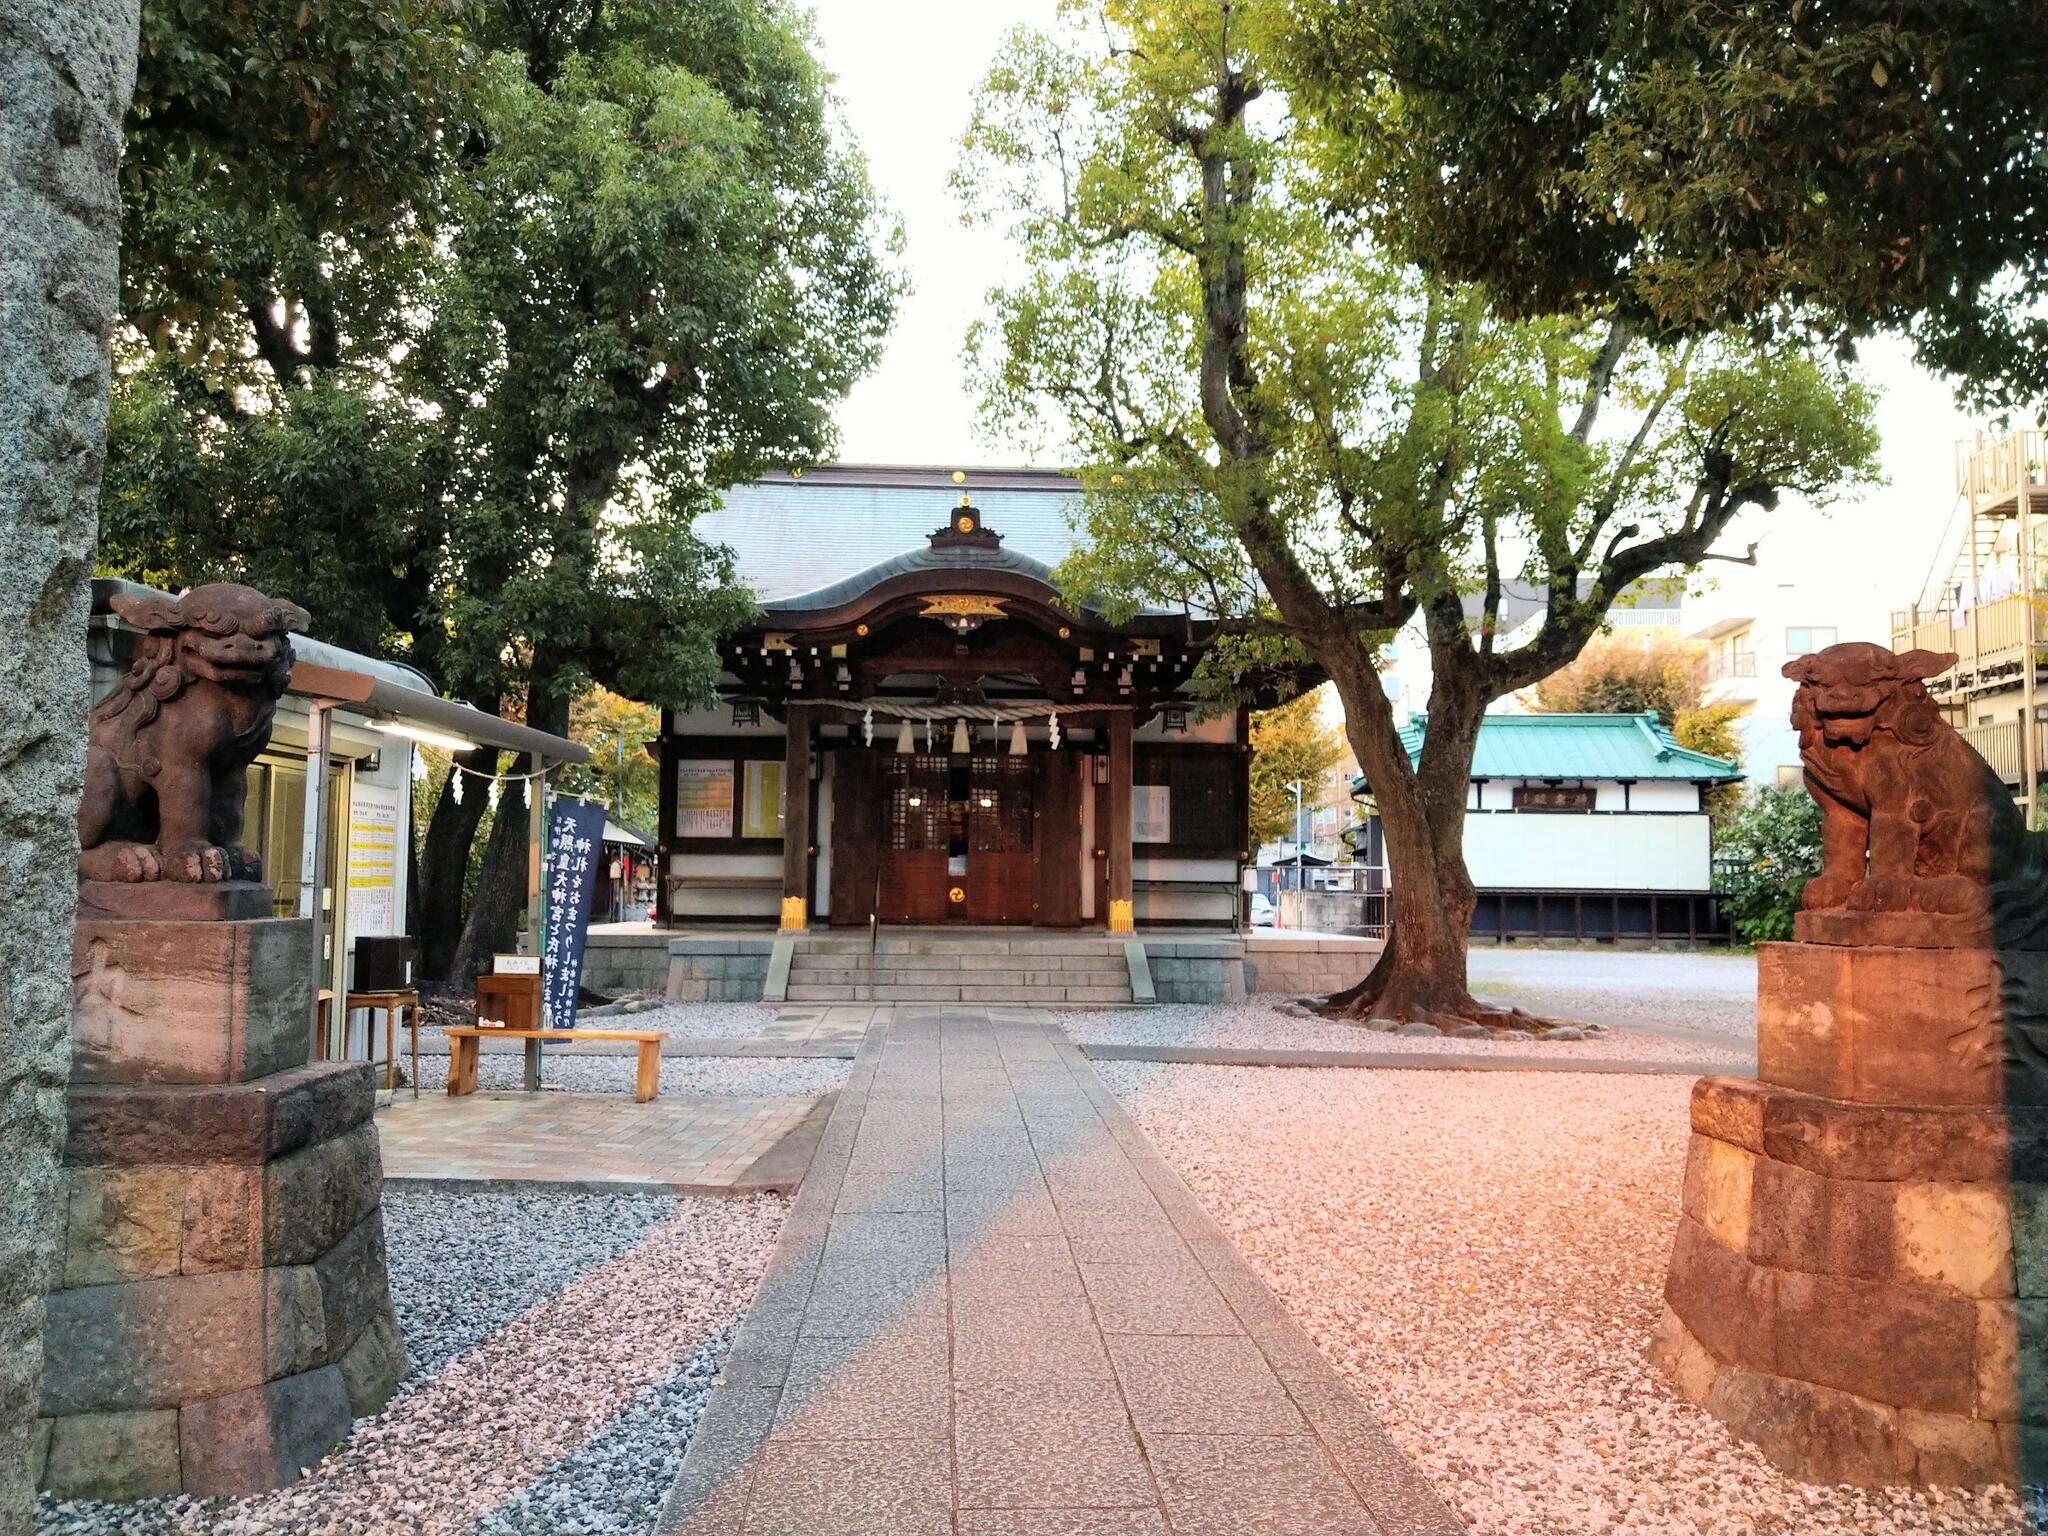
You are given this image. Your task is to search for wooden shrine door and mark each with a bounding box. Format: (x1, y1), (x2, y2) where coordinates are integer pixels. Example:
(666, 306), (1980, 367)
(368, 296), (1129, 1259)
(963, 755), (1034, 924)
(1032, 751), (1084, 927)
(877, 754), (950, 923)
(828, 749), (879, 926)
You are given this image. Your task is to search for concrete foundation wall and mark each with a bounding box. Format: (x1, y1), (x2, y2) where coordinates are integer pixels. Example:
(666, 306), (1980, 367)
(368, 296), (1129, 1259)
(667, 938), (775, 1003)
(1246, 937), (1379, 999)
(583, 931), (670, 996)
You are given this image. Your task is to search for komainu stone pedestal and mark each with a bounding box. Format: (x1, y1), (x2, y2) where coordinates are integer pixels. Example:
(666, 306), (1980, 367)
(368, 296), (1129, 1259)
(35, 916), (406, 1499)
(1654, 941), (2048, 1486)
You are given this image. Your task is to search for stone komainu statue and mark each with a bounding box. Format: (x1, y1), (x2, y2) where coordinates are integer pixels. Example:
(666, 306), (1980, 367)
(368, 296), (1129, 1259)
(1785, 640), (2045, 944)
(79, 583), (309, 885)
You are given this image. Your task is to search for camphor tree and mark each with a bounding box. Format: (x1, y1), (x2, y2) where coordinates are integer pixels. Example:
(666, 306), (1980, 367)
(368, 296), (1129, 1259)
(956, 1), (1878, 1026)
(1283, 0), (2048, 412)
(100, 0), (902, 985)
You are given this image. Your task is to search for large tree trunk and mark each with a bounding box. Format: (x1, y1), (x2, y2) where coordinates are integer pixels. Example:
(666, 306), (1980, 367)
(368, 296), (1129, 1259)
(447, 767), (533, 988)
(416, 740), (497, 987)
(446, 679), (572, 988)
(0, 3), (138, 1526)
(1322, 672), (1492, 1024)
(1310, 635), (1550, 1030)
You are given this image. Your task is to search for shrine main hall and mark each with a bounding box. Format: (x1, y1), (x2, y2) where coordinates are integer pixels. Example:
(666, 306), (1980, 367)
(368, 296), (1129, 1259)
(655, 465), (1250, 934)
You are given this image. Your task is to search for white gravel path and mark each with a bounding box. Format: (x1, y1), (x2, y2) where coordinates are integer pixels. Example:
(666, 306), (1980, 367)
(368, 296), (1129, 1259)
(1062, 999), (1750, 1068)
(36, 1189), (785, 1536)
(581, 1000), (780, 1040)
(1096, 1062), (2036, 1536)
(471, 1052), (850, 1099)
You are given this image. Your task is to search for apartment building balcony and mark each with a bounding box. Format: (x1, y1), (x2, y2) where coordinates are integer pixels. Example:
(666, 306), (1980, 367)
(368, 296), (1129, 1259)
(1956, 713), (2048, 790)
(1891, 594), (2045, 702)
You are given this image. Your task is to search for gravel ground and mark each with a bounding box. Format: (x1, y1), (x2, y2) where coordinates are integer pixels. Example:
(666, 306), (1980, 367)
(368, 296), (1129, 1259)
(1097, 1061), (2034, 1536)
(1466, 946), (1758, 1047)
(36, 1188), (784, 1536)
(1060, 998), (1750, 1068)
(467, 1051), (849, 1098)
(574, 1000), (780, 1040)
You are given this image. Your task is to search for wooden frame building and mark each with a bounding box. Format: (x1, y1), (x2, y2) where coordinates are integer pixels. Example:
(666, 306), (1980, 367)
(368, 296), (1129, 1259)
(657, 469), (1249, 931)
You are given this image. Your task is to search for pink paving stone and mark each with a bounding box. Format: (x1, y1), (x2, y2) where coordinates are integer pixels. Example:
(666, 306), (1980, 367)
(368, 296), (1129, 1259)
(653, 1007), (1458, 1536)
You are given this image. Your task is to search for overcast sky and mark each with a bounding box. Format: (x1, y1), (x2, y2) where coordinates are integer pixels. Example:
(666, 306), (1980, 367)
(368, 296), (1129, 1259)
(807, 0), (1984, 634)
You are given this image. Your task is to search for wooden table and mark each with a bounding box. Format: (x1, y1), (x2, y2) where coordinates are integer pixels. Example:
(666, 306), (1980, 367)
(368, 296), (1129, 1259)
(443, 1026), (668, 1103)
(345, 989), (424, 1096)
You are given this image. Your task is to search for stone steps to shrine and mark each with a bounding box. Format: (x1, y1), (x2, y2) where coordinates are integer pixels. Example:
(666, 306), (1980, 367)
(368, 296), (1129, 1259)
(781, 938), (1137, 1003)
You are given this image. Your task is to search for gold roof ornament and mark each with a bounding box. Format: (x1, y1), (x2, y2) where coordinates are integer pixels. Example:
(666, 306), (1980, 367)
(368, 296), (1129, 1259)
(920, 595), (1007, 619)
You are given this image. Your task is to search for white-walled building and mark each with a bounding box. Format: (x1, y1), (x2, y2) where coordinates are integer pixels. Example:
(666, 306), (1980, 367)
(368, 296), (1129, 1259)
(1686, 561), (1893, 790)
(1354, 711), (1742, 942)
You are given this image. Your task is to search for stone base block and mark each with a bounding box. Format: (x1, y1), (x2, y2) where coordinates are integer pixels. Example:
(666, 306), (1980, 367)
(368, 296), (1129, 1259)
(77, 879), (275, 924)
(179, 1364), (354, 1496)
(38, 1067), (405, 1501)
(1757, 941), (2048, 1107)
(71, 915), (314, 1085)
(1657, 1076), (2048, 1486)
(38, 1409), (183, 1501)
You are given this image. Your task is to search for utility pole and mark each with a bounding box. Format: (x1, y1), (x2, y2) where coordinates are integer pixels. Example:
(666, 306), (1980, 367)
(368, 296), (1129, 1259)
(1290, 779), (1305, 892)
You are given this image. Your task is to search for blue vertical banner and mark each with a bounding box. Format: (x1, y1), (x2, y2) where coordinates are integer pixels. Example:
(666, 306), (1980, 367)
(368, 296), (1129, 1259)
(542, 796), (608, 1028)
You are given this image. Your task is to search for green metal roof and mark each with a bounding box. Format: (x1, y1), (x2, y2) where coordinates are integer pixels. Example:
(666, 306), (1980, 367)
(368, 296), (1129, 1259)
(1351, 712), (1742, 793)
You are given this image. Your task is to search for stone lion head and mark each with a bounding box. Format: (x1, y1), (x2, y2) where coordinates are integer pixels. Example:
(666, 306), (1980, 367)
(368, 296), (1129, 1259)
(1782, 641), (1954, 749)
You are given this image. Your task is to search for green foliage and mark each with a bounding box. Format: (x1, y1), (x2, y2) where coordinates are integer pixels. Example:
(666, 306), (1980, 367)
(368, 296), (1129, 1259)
(1715, 787), (1823, 944)
(1248, 692), (1346, 849)
(1282, 0), (2048, 409)
(104, 0), (904, 727)
(955, 2), (1877, 769)
(557, 688), (662, 831)
(1530, 634), (1703, 725)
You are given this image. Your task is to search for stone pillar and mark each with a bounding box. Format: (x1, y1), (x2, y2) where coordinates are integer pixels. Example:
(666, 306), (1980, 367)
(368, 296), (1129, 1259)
(36, 911), (406, 1499)
(0, 4), (140, 1529)
(1653, 939), (2048, 1485)
(1105, 711), (1133, 933)
(780, 705), (811, 931)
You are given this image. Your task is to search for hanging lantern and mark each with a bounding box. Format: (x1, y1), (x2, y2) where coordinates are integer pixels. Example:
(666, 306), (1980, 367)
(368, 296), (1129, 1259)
(951, 717), (970, 755)
(1008, 720), (1028, 756)
(895, 718), (914, 754)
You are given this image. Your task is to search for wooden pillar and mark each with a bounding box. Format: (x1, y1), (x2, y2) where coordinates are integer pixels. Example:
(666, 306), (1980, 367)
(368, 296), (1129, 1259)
(781, 705), (811, 930)
(1106, 710), (1134, 932)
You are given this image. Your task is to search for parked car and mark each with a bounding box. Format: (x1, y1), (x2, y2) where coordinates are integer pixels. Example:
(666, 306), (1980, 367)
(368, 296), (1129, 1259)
(1249, 892), (1277, 927)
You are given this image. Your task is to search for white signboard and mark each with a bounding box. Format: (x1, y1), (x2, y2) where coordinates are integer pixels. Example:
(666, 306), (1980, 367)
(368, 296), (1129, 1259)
(1133, 785), (1171, 844)
(344, 785), (401, 937)
(674, 760), (735, 838)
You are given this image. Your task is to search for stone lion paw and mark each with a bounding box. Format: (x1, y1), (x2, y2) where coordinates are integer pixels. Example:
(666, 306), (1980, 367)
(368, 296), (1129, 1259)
(162, 842), (231, 883)
(1802, 874), (1857, 911)
(79, 842), (163, 883)
(224, 843), (263, 881)
(1847, 876), (1911, 912)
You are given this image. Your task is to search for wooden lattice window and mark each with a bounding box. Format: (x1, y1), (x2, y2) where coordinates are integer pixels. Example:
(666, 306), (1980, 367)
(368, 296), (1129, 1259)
(967, 755), (1033, 852)
(1167, 752), (1236, 848)
(883, 755), (949, 849)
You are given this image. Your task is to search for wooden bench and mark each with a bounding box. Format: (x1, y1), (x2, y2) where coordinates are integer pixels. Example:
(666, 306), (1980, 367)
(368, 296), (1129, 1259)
(443, 1027), (668, 1103)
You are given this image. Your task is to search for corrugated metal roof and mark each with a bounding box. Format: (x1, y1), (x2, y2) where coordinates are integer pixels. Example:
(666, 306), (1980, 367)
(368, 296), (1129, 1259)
(1353, 712), (1742, 787)
(703, 473), (1086, 602)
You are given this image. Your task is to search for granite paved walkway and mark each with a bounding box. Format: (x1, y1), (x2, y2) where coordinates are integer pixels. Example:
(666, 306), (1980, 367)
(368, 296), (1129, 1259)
(378, 1090), (829, 1193)
(659, 1006), (1462, 1535)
